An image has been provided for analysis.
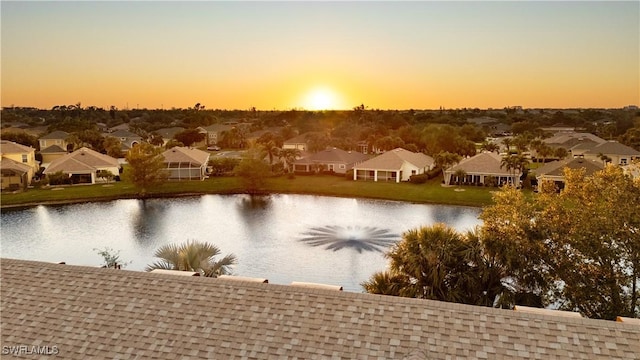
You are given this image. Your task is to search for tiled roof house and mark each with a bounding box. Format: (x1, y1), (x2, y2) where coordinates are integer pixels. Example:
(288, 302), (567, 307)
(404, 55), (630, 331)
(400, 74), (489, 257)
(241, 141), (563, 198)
(582, 141), (640, 166)
(43, 147), (120, 184)
(534, 157), (604, 189)
(444, 152), (520, 186)
(1, 259), (639, 359)
(161, 146), (210, 180)
(352, 148), (434, 182)
(39, 130), (70, 151)
(294, 148), (369, 174)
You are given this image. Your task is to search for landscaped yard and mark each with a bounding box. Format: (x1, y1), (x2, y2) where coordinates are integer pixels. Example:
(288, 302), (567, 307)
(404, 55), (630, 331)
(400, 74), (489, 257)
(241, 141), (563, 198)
(0, 175), (498, 209)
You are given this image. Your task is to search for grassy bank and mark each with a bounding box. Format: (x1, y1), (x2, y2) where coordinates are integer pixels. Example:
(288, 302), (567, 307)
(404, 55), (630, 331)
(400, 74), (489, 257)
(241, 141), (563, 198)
(0, 175), (496, 209)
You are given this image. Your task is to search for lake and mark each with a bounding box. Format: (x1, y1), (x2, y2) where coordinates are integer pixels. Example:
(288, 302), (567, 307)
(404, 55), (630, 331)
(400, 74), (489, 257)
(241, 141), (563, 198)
(0, 194), (482, 292)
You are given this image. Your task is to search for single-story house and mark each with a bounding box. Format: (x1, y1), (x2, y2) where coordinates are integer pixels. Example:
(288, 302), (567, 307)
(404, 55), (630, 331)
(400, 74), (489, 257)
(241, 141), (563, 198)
(352, 148), (434, 182)
(444, 152), (521, 187)
(582, 141), (640, 166)
(162, 146), (210, 180)
(107, 130), (142, 150)
(534, 157), (604, 190)
(294, 148), (369, 174)
(0, 140), (39, 184)
(43, 147), (120, 184)
(0, 157), (33, 190)
(39, 130), (70, 152)
(283, 133), (309, 151)
(1, 258), (638, 359)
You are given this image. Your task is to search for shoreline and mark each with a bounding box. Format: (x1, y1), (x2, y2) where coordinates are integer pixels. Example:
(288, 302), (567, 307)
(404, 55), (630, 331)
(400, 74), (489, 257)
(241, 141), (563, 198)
(1, 189), (486, 211)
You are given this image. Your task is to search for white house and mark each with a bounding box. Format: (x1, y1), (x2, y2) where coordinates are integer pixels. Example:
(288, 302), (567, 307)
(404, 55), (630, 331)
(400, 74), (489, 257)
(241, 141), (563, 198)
(352, 148), (434, 182)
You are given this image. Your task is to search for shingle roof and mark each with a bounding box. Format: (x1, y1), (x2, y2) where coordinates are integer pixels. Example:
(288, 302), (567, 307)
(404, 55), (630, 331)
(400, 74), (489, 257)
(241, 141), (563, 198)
(0, 140), (35, 154)
(1, 258), (639, 359)
(355, 148), (434, 170)
(109, 129), (141, 138)
(39, 144), (67, 153)
(446, 152), (516, 176)
(154, 127), (185, 139)
(585, 141), (640, 156)
(0, 157), (31, 174)
(534, 157), (604, 178)
(200, 124), (234, 133)
(43, 147), (119, 174)
(544, 132), (606, 148)
(297, 148), (369, 164)
(39, 130), (70, 140)
(162, 146), (210, 165)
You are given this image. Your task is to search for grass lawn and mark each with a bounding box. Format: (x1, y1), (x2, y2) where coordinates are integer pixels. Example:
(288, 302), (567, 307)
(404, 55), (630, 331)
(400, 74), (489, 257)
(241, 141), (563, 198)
(1, 175), (498, 209)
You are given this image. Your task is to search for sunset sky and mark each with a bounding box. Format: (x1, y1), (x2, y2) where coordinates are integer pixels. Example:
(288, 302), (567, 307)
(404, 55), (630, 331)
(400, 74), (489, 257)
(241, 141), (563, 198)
(1, 1), (638, 110)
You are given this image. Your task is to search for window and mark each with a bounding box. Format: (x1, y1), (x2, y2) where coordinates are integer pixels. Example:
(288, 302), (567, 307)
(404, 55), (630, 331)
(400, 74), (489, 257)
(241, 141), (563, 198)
(620, 158), (628, 165)
(411, 170), (416, 175)
(339, 164), (345, 169)
(21, 155), (28, 163)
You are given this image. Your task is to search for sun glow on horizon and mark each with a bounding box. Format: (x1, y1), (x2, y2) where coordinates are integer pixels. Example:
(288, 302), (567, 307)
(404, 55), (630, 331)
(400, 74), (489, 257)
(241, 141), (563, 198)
(301, 87), (344, 110)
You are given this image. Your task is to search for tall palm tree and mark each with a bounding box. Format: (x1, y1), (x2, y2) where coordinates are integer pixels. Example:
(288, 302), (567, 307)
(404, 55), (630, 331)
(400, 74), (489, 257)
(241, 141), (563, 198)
(145, 240), (237, 277)
(280, 148), (301, 173)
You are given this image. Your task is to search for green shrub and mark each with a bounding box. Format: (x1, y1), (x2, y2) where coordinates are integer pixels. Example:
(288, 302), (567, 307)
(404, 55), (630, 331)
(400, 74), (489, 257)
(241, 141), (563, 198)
(409, 173), (428, 184)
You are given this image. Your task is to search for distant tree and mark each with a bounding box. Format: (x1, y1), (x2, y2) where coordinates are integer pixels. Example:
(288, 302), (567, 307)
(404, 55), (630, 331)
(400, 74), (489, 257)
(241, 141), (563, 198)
(164, 139), (184, 149)
(145, 240), (236, 277)
(103, 137), (123, 158)
(453, 169), (467, 185)
(0, 132), (38, 149)
(234, 145), (271, 194)
(280, 148), (301, 173)
(480, 141), (500, 153)
(553, 147), (569, 160)
(125, 143), (168, 195)
(148, 133), (165, 146)
(434, 151), (462, 181)
(173, 128), (205, 147)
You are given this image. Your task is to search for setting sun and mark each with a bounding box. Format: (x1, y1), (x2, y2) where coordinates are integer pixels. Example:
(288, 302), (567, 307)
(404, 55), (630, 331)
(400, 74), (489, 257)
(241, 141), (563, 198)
(302, 87), (343, 110)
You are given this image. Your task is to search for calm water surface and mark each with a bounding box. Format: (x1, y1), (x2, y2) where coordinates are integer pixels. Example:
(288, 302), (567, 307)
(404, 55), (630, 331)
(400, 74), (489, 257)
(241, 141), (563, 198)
(1, 194), (481, 291)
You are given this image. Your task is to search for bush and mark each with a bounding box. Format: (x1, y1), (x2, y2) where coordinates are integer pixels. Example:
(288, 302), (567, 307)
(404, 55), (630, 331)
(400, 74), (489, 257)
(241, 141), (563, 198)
(208, 158), (240, 176)
(47, 171), (72, 185)
(425, 167), (442, 180)
(409, 173), (428, 184)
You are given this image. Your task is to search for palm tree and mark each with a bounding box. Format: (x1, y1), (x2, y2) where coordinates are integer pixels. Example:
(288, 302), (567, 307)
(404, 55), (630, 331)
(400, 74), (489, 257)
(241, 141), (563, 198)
(145, 240), (237, 277)
(454, 169), (468, 186)
(280, 148), (301, 173)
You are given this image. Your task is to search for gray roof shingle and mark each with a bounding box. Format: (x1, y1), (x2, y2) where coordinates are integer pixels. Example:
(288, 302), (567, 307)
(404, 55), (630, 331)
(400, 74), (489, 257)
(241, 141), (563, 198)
(355, 148), (434, 171)
(2, 258), (638, 359)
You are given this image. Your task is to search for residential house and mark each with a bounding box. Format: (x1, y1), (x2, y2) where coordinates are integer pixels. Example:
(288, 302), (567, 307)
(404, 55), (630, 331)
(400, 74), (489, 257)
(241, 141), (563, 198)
(43, 147), (120, 184)
(39, 145), (68, 167)
(352, 148), (434, 182)
(283, 133), (309, 151)
(108, 123), (130, 133)
(534, 157), (604, 190)
(0, 140), (39, 190)
(162, 146), (210, 180)
(444, 152), (520, 186)
(294, 148), (369, 174)
(582, 141), (640, 166)
(107, 130), (142, 152)
(2, 259), (638, 359)
(0, 158), (33, 190)
(153, 127), (185, 146)
(197, 124), (234, 146)
(543, 132), (606, 152)
(39, 130), (70, 152)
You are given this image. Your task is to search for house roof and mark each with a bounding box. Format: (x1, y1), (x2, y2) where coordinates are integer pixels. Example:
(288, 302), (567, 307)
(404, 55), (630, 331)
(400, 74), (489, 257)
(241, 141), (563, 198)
(44, 147), (119, 174)
(446, 152), (516, 176)
(162, 146), (210, 165)
(544, 132), (606, 148)
(109, 129), (141, 139)
(0, 157), (32, 174)
(199, 124), (234, 133)
(534, 157), (604, 178)
(154, 127), (185, 139)
(355, 148), (434, 171)
(297, 148), (369, 164)
(284, 133), (309, 145)
(39, 144), (67, 153)
(0, 140), (35, 154)
(585, 141), (640, 157)
(1, 258), (639, 359)
(39, 130), (70, 140)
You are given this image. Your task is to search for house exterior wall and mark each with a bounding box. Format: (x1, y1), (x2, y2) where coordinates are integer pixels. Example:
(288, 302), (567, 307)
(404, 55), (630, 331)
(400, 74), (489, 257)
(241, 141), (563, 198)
(283, 143), (306, 151)
(42, 152), (67, 165)
(39, 139), (67, 150)
(2, 151), (38, 181)
(0, 171), (27, 190)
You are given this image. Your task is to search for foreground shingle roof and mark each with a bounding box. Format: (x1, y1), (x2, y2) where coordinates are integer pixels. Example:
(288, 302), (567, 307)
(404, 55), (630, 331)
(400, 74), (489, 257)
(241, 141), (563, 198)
(2, 258), (638, 359)
(39, 130), (70, 140)
(535, 157), (604, 178)
(446, 152), (516, 176)
(0, 157), (32, 174)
